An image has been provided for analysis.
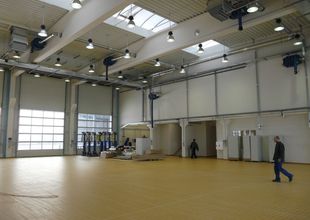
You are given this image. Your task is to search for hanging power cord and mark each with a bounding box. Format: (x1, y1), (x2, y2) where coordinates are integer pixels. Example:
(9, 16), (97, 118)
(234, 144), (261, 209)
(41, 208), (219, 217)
(0, 191), (58, 199)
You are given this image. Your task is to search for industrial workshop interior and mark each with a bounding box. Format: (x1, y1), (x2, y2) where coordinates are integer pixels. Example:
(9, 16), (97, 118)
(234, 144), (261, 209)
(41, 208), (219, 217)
(0, 0), (310, 219)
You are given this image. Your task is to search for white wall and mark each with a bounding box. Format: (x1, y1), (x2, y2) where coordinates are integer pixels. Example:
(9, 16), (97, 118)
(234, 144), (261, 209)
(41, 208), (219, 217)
(20, 74), (66, 111)
(78, 84), (112, 115)
(188, 75), (216, 116)
(259, 56), (307, 110)
(119, 89), (142, 125)
(153, 123), (181, 155)
(216, 113), (310, 163)
(118, 42), (310, 162)
(217, 63), (257, 114)
(150, 81), (187, 120)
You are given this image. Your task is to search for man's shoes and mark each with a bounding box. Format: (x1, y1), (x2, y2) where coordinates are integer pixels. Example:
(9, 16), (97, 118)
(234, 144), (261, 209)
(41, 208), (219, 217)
(272, 179), (281, 182)
(289, 175), (293, 182)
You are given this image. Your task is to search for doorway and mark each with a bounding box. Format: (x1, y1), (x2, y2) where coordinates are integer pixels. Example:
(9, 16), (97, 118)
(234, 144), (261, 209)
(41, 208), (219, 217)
(186, 121), (217, 157)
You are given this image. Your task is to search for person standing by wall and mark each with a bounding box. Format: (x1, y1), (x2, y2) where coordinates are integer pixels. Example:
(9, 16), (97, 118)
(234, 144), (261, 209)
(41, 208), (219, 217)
(190, 139), (199, 159)
(272, 136), (293, 183)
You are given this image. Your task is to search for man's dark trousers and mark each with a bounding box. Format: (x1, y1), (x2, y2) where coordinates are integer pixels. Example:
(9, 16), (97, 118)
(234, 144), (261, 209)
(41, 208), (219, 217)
(274, 160), (293, 181)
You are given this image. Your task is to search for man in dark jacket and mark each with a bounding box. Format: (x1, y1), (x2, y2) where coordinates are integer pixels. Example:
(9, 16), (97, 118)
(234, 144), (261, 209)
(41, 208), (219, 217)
(272, 136), (293, 182)
(190, 139), (199, 159)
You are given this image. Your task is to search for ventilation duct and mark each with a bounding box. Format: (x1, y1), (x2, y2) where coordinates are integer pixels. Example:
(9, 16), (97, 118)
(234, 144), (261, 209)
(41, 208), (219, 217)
(9, 27), (29, 52)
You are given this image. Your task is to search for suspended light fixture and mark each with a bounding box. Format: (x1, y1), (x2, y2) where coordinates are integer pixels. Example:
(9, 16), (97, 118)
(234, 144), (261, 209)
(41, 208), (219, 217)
(0, 67), (4, 72)
(247, 2), (259, 13)
(124, 49), (131, 59)
(167, 31), (175, 42)
(274, 18), (284, 32)
(118, 71), (124, 79)
(222, 54), (229, 63)
(91, 83), (97, 87)
(65, 79), (70, 83)
(34, 73), (40, 78)
(38, 24), (47, 37)
(55, 58), (62, 67)
(180, 65), (186, 74)
(89, 64), (95, 73)
(293, 34), (303, 46)
(197, 43), (204, 54)
(142, 79), (148, 84)
(72, 0), (82, 9)
(115, 87), (120, 90)
(13, 51), (21, 59)
(86, 38), (94, 49)
(154, 58), (161, 67)
(127, 15), (135, 29)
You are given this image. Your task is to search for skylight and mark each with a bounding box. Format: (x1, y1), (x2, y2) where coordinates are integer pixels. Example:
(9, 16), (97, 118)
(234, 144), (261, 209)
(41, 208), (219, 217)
(183, 40), (228, 56)
(105, 4), (176, 37)
(39, 0), (73, 10)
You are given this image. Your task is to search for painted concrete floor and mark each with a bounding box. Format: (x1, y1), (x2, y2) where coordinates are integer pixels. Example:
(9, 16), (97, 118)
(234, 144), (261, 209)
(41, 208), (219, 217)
(0, 156), (309, 220)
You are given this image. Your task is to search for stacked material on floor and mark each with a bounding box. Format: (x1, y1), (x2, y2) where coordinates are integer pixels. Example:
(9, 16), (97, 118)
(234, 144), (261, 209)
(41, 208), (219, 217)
(100, 147), (136, 159)
(132, 149), (165, 161)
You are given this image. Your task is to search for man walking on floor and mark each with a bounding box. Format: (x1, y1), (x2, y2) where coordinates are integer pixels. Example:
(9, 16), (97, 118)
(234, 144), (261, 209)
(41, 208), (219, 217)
(190, 139), (199, 159)
(272, 136), (293, 183)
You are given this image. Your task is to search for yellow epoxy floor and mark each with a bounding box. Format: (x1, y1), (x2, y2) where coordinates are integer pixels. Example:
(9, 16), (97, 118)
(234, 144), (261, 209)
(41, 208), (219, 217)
(0, 156), (309, 220)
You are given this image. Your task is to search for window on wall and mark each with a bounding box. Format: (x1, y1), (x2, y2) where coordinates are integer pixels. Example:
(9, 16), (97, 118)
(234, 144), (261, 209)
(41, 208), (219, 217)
(77, 113), (112, 148)
(18, 109), (64, 150)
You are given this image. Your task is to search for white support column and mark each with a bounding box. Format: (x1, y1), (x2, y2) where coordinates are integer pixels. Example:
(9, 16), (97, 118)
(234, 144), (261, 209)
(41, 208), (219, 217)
(5, 71), (22, 157)
(147, 123), (154, 150)
(64, 80), (84, 155)
(179, 118), (189, 157)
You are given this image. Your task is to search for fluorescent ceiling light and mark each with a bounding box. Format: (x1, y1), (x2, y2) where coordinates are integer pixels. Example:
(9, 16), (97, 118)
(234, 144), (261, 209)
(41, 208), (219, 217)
(142, 80), (148, 84)
(155, 58), (161, 67)
(124, 49), (131, 59)
(13, 51), (21, 59)
(89, 64), (95, 73)
(293, 34), (303, 46)
(167, 31), (175, 42)
(65, 79), (70, 83)
(34, 74), (40, 78)
(180, 66), (186, 74)
(38, 25), (48, 37)
(274, 18), (284, 32)
(118, 71), (124, 79)
(72, 0), (82, 9)
(0, 67), (4, 72)
(197, 43), (204, 54)
(127, 15), (135, 28)
(55, 58), (62, 66)
(91, 83), (97, 87)
(86, 38), (94, 49)
(115, 87), (120, 90)
(222, 54), (229, 63)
